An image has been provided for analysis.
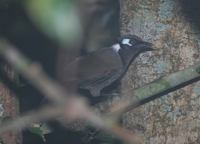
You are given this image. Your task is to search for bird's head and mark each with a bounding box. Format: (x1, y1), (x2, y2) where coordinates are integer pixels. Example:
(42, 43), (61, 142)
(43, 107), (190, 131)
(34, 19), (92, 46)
(112, 35), (153, 65)
(118, 35), (153, 52)
(112, 35), (153, 53)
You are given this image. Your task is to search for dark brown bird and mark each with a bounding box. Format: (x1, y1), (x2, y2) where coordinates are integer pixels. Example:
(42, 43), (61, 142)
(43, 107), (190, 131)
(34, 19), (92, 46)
(61, 35), (153, 97)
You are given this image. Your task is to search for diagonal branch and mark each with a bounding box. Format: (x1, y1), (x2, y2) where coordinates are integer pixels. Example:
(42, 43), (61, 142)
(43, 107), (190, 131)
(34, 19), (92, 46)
(106, 64), (200, 116)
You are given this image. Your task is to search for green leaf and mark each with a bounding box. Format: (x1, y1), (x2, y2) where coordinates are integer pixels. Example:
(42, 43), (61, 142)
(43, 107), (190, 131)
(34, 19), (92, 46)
(29, 123), (52, 142)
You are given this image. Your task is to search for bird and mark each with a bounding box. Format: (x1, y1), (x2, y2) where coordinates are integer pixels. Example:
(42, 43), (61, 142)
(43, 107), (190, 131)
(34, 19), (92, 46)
(60, 35), (153, 97)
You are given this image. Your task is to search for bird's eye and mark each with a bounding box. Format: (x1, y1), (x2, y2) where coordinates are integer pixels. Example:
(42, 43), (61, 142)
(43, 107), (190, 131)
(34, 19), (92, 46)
(130, 40), (135, 45)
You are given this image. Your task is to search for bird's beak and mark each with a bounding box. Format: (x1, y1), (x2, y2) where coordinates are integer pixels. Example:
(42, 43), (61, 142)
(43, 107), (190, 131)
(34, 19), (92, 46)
(142, 41), (162, 51)
(140, 41), (154, 51)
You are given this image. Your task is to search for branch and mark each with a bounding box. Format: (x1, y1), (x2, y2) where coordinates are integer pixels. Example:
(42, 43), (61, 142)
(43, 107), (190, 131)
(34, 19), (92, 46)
(106, 64), (200, 116)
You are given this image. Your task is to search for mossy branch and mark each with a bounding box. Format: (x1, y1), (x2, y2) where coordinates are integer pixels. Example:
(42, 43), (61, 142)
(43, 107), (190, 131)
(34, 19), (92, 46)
(108, 64), (200, 115)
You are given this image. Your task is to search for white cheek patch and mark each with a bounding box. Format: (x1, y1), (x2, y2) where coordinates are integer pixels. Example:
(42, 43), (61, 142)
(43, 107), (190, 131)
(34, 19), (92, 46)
(122, 38), (132, 46)
(112, 43), (121, 52)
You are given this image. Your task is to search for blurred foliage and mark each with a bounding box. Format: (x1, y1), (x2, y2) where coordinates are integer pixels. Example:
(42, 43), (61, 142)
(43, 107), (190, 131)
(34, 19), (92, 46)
(29, 125), (46, 142)
(29, 123), (52, 142)
(25, 0), (82, 46)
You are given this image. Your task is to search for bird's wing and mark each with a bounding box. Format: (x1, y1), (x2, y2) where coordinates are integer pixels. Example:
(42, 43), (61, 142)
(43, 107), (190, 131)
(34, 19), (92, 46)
(60, 48), (123, 96)
(77, 48), (123, 95)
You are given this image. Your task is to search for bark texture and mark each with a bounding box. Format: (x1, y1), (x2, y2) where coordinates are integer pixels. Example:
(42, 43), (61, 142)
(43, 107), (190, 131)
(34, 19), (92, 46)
(0, 66), (21, 144)
(120, 0), (200, 143)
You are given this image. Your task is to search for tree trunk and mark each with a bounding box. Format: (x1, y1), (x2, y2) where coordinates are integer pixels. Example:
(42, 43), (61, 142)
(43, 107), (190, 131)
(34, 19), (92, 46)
(120, 0), (200, 143)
